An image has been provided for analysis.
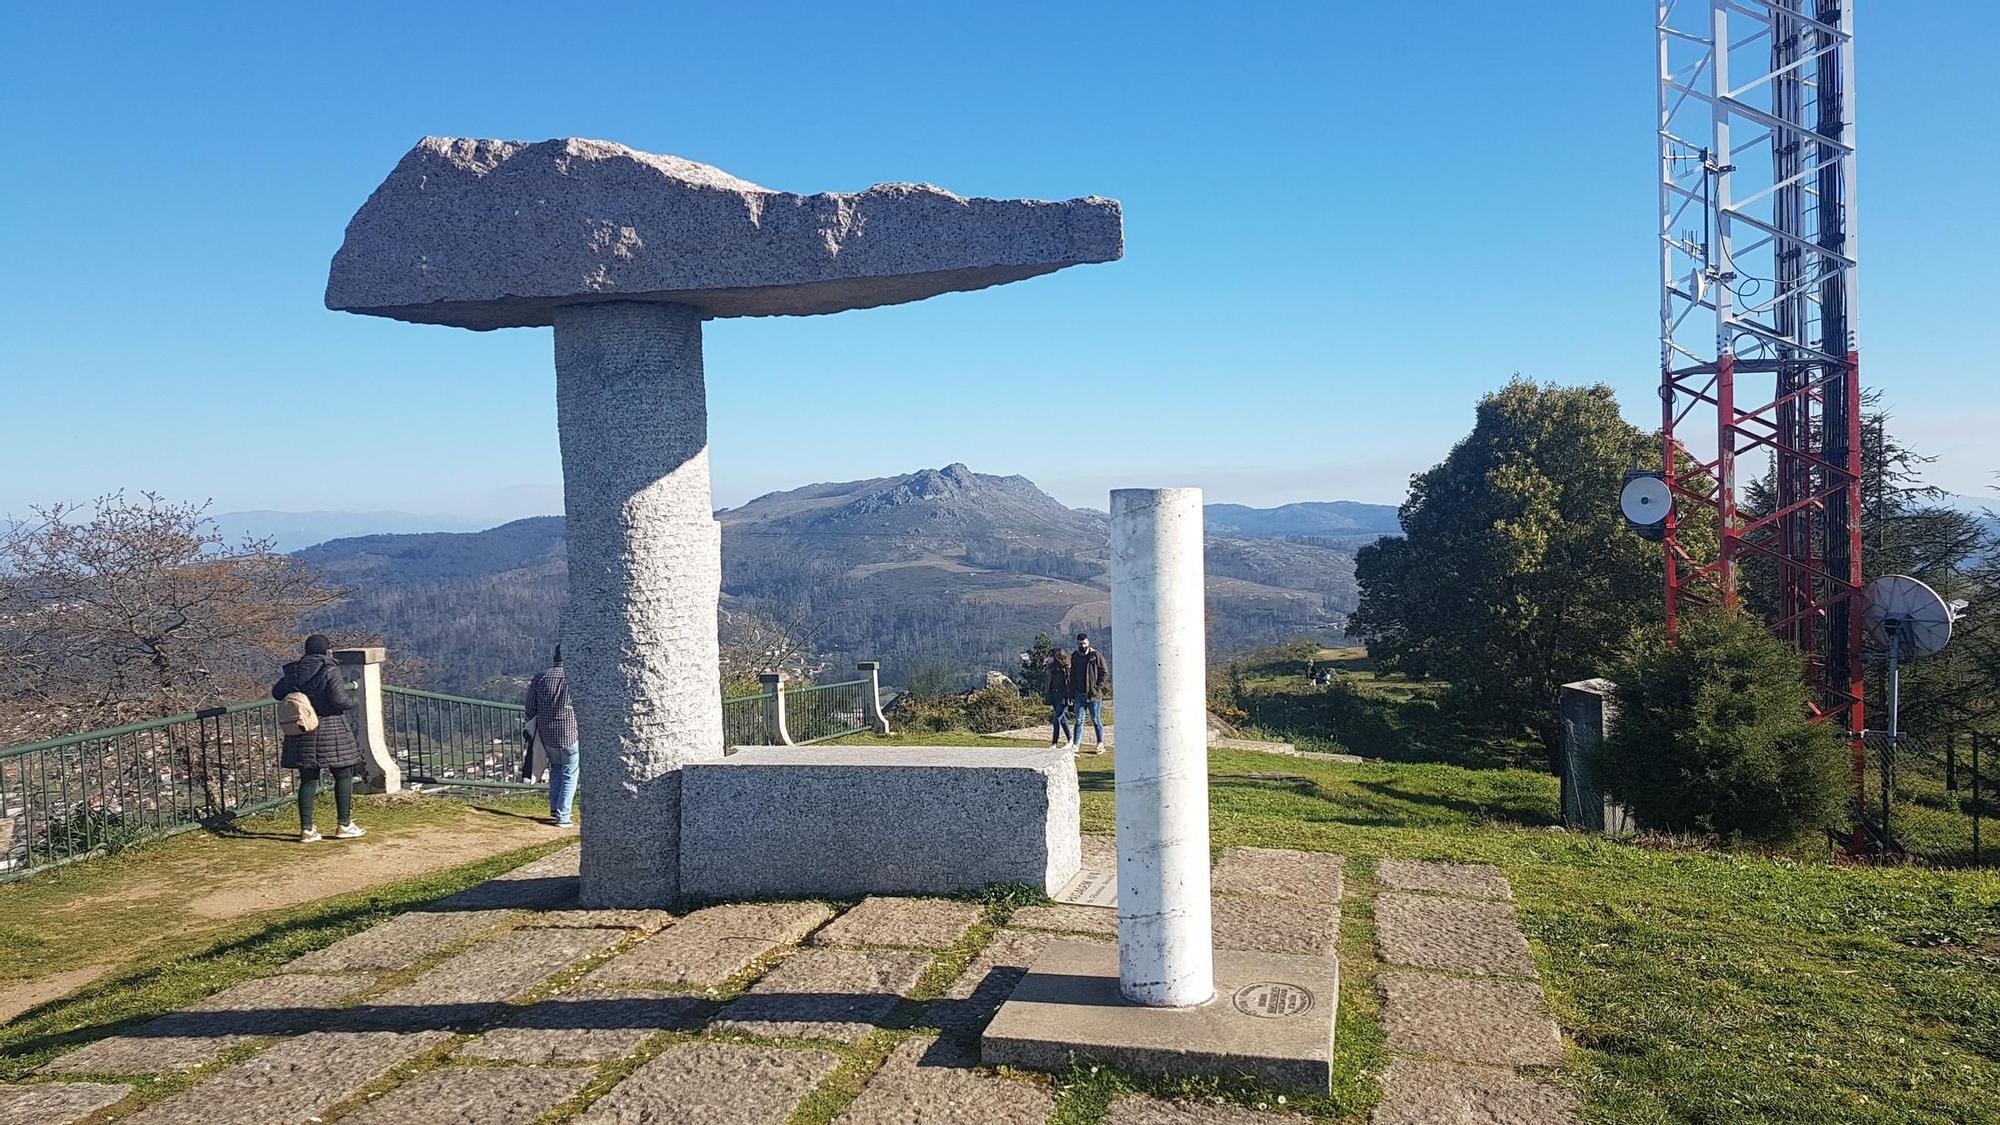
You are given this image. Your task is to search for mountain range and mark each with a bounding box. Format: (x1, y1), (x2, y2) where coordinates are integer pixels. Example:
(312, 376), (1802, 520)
(299, 465), (1398, 696)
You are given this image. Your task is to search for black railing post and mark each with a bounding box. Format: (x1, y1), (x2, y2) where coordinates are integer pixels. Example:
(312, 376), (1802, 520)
(1974, 734), (1983, 866)
(1947, 733), (1958, 792)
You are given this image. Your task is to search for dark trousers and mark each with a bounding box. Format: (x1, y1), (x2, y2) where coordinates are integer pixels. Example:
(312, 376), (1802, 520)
(298, 765), (361, 826)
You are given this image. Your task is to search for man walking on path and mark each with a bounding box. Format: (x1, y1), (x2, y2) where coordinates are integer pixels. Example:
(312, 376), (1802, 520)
(524, 645), (580, 827)
(1067, 632), (1110, 753)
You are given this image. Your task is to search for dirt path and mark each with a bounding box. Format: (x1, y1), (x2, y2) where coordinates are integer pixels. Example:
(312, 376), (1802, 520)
(2, 807), (568, 1025)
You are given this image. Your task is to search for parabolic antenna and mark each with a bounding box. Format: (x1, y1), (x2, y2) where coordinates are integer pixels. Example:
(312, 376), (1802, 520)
(1616, 470), (1664, 528)
(1862, 574), (1955, 658)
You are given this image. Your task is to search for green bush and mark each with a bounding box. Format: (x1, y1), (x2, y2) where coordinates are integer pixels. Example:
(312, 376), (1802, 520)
(1600, 610), (1852, 845)
(962, 683), (1045, 734)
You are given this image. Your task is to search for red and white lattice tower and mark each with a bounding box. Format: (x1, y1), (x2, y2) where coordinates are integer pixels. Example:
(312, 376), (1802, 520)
(1655, 2), (1864, 756)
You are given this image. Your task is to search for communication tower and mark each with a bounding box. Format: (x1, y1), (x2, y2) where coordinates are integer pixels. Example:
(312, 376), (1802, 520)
(1654, 1), (1864, 754)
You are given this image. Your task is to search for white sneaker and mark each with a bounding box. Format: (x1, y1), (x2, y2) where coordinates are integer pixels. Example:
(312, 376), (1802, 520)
(335, 823), (366, 840)
(299, 828), (321, 843)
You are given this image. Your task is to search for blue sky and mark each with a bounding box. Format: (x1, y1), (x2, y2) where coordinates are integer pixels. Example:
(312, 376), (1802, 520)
(2, 2), (1994, 522)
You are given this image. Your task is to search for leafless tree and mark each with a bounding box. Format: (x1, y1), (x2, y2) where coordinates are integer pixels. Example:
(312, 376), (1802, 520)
(0, 492), (341, 741)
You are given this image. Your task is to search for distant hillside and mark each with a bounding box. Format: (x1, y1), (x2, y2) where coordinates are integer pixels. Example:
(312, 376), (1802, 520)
(216, 510), (489, 552)
(1205, 500), (1401, 541)
(304, 466), (1366, 695)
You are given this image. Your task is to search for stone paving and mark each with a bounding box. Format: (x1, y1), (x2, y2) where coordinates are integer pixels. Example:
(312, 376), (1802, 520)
(3, 840), (1591, 1123)
(1366, 859), (1578, 1124)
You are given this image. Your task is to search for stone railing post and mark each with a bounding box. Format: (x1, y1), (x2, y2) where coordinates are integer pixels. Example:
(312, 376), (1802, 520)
(857, 661), (892, 735)
(335, 647), (400, 794)
(760, 672), (794, 746)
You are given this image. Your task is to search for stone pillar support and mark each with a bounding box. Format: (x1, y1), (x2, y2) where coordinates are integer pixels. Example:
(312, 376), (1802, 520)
(857, 662), (892, 735)
(334, 646), (398, 794)
(1109, 487), (1214, 1008)
(556, 301), (724, 908)
(760, 672), (794, 746)
(1561, 678), (1631, 833)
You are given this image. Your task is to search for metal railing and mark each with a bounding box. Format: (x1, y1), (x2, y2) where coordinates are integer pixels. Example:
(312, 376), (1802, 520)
(0, 700), (295, 881)
(787, 679), (871, 744)
(383, 686), (540, 790)
(722, 688), (777, 748)
(1862, 730), (1992, 866)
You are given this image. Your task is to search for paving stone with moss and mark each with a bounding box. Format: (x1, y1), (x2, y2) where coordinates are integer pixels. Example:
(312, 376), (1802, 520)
(1374, 892), (1537, 977)
(41, 973), (373, 1075)
(712, 948), (932, 1042)
(1370, 1058), (1579, 1125)
(1209, 847), (1345, 904)
(343, 1065), (595, 1123)
(428, 845), (581, 910)
(927, 928), (1095, 1040)
(1373, 859), (1512, 901)
(1103, 1094), (1313, 1124)
(0, 1081), (132, 1125)
(283, 909), (517, 973)
(456, 988), (708, 1063)
(589, 901), (834, 989)
(521, 908), (674, 933)
(811, 897), (984, 950)
(1210, 894), (1340, 956)
(340, 927), (626, 1031)
(1378, 972), (1563, 1067)
(121, 1030), (452, 1125)
(574, 1041), (840, 1125)
(1007, 904), (1118, 937)
(836, 1035), (1054, 1124)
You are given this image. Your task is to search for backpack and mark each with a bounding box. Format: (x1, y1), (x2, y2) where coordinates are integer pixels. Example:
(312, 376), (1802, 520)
(279, 691), (320, 736)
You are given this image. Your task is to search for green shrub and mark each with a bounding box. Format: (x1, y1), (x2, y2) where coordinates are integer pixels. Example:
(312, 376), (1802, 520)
(962, 683), (1044, 734)
(1600, 610), (1852, 845)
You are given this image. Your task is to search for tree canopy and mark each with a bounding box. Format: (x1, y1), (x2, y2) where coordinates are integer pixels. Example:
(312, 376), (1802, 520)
(1351, 380), (1680, 770)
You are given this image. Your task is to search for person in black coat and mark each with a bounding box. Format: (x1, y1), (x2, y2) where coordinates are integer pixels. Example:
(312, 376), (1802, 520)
(272, 634), (366, 843)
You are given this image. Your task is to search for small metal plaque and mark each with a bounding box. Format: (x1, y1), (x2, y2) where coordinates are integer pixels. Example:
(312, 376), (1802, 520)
(1232, 981), (1315, 1019)
(1053, 866), (1117, 909)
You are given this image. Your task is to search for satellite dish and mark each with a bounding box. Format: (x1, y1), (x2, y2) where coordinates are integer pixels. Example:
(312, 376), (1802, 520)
(1620, 471), (1671, 540)
(1863, 574), (1955, 659)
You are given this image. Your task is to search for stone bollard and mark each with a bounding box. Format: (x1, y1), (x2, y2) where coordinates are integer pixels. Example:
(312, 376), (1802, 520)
(334, 647), (399, 794)
(857, 662), (892, 735)
(759, 672), (794, 746)
(1109, 487), (1214, 1007)
(1560, 678), (1631, 833)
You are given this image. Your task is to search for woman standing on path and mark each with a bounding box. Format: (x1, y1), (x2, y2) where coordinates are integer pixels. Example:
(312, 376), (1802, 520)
(272, 634), (366, 843)
(1045, 647), (1073, 747)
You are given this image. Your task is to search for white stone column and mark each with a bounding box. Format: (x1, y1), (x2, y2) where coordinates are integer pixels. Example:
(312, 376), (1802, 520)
(334, 646), (399, 794)
(1109, 487), (1214, 1007)
(760, 672), (794, 746)
(857, 661), (892, 735)
(555, 301), (725, 908)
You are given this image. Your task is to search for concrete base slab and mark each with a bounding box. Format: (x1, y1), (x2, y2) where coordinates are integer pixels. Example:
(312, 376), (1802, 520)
(980, 940), (1336, 1093)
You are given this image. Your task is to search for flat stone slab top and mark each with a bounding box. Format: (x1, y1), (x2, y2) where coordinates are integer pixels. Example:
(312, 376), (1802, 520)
(1371, 1058), (1580, 1125)
(122, 1029), (451, 1125)
(929, 928), (1095, 1041)
(1375, 892), (1538, 977)
(42, 972), (373, 1074)
(0, 1081), (131, 1125)
(682, 747), (1081, 900)
(812, 897), (985, 950)
(1211, 895), (1341, 957)
(1378, 972), (1563, 1067)
(326, 136), (1123, 330)
(341, 1065), (594, 1124)
(982, 940), (1338, 1094)
(1010, 903), (1119, 937)
(457, 988), (708, 1063)
(712, 947), (931, 1043)
(345, 926), (626, 1031)
(1374, 858), (1513, 901)
(1104, 1095), (1314, 1124)
(837, 1035), (1053, 1124)
(589, 901), (834, 989)
(574, 1041), (840, 1125)
(1210, 847), (1345, 904)
(284, 909), (514, 973)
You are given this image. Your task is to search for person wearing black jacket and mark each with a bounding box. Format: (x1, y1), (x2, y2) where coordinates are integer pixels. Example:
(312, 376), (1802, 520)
(272, 635), (366, 843)
(1067, 632), (1109, 752)
(1043, 648), (1073, 748)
